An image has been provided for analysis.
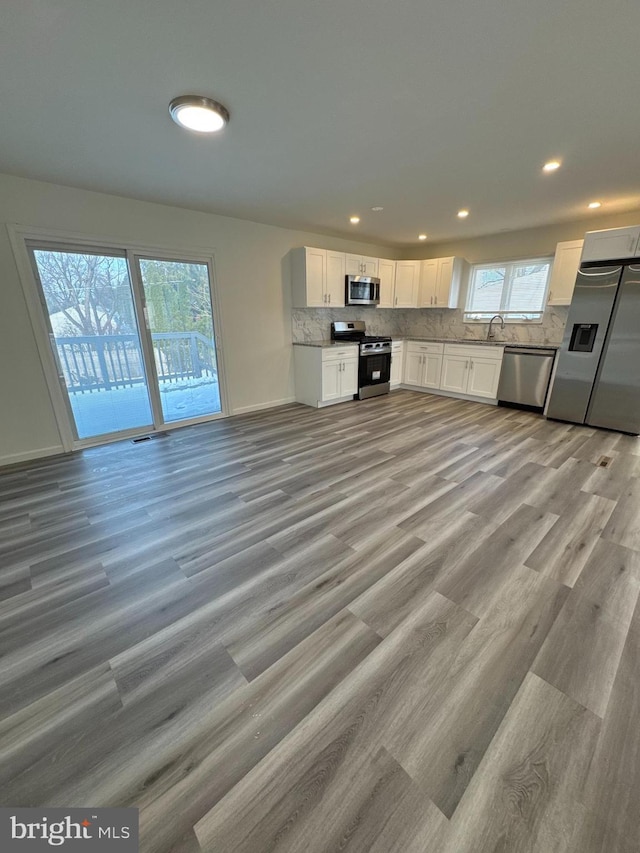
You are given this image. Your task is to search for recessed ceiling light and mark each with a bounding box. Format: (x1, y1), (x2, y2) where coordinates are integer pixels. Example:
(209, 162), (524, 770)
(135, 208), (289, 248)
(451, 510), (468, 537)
(169, 95), (229, 133)
(371, 206), (384, 212)
(349, 215), (360, 224)
(418, 234), (428, 240)
(588, 201), (602, 209)
(542, 160), (561, 172)
(457, 209), (469, 219)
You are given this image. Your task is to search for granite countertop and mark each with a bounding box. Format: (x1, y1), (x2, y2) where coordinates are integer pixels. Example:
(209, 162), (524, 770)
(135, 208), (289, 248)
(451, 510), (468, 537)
(293, 339), (359, 348)
(395, 336), (559, 350)
(294, 338), (559, 350)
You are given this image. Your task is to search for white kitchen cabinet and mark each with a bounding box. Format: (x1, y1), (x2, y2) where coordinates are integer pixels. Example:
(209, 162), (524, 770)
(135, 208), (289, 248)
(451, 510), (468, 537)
(291, 247), (345, 308)
(393, 261), (420, 308)
(340, 357), (359, 397)
(321, 357), (358, 401)
(581, 226), (640, 263)
(325, 251), (346, 307)
(467, 356), (503, 399)
(440, 354), (469, 393)
(404, 342), (444, 389)
(440, 344), (504, 399)
(293, 344), (358, 407)
(418, 256), (464, 308)
(390, 341), (404, 387)
(547, 240), (583, 306)
(378, 259), (396, 309)
(345, 254), (379, 277)
(418, 259), (438, 308)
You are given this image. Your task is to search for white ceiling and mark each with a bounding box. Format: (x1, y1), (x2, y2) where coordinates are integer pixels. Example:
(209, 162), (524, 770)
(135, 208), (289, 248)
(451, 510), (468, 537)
(2, 0), (640, 247)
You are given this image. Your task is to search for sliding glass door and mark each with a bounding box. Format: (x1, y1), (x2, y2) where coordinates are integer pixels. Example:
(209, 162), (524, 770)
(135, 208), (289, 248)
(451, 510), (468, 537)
(137, 258), (222, 422)
(27, 243), (223, 446)
(30, 247), (154, 440)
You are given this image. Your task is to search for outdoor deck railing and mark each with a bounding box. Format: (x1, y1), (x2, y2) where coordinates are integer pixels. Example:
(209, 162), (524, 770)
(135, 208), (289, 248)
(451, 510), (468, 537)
(55, 332), (217, 392)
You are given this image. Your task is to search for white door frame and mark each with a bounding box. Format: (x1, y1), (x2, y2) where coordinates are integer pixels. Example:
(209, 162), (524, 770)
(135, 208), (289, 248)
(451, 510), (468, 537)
(7, 224), (230, 452)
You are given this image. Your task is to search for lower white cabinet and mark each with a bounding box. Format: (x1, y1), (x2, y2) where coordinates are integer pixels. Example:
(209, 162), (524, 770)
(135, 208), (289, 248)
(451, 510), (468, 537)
(403, 341), (503, 401)
(440, 344), (504, 399)
(294, 345), (359, 408)
(440, 353), (468, 393)
(390, 341), (404, 387)
(404, 342), (443, 389)
(321, 357), (358, 401)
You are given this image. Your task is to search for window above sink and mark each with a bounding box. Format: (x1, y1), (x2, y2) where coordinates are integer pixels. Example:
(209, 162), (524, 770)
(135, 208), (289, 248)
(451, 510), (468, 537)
(464, 257), (552, 323)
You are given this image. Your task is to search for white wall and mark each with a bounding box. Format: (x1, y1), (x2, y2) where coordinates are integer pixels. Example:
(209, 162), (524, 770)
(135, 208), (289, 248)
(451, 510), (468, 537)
(403, 210), (640, 263)
(0, 172), (396, 466)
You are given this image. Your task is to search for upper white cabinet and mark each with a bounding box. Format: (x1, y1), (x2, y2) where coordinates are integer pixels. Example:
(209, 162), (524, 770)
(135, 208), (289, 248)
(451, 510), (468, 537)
(581, 226), (640, 263)
(291, 246), (467, 310)
(325, 251), (346, 307)
(418, 256), (464, 308)
(378, 259), (396, 308)
(291, 247), (346, 308)
(393, 261), (420, 308)
(345, 254), (379, 277)
(547, 239), (583, 306)
(377, 259), (420, 308)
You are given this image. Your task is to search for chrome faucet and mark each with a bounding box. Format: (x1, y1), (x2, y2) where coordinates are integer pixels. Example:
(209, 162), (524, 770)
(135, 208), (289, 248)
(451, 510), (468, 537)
(487, 314), (505, 340)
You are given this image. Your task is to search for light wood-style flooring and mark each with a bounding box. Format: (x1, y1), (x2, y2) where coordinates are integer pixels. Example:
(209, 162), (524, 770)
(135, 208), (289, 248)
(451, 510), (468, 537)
(1, 390), (640, 852)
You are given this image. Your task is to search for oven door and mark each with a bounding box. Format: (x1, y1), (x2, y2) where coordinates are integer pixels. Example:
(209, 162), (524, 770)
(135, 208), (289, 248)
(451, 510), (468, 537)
(358, 350), (391, 399)
(346, 276), (380, 305)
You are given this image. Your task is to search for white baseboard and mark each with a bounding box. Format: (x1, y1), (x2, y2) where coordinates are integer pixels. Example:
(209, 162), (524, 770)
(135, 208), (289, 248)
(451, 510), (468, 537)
(0, 444), (66, 469)
(232, 397), (296, 415)
(400, 385), (498, 405)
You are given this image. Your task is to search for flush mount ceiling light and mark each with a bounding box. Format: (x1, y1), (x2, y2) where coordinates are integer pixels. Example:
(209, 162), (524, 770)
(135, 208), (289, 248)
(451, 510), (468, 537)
(457, 209), (469, 219)
(169, 95), (229, 133)
(588, 201), (602, 209)
(543, 160), (561, 172)
(350, 215), (360, 224)
(371, 206), (384, 212)
(418, 234), (428, 240)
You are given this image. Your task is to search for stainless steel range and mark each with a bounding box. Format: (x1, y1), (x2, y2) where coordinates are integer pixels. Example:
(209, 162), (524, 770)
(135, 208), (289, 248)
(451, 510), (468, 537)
(331, 321), (392, 400)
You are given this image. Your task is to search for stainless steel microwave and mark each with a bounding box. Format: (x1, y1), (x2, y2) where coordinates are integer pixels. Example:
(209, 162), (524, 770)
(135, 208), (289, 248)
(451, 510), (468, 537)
(345, 275), (380, 306)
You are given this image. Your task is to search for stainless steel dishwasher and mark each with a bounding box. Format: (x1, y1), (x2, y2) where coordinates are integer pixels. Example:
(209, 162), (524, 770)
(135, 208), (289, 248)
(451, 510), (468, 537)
(497, 346), (556, 409)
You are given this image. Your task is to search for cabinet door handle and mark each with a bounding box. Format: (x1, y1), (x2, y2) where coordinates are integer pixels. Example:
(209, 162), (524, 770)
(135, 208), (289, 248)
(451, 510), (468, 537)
(435, 296), (438, 305)
(395, 296), (398, 306)
(470, 359), (474, 368)
(328, 294), (331, 304)
(466, 360), (469, 369)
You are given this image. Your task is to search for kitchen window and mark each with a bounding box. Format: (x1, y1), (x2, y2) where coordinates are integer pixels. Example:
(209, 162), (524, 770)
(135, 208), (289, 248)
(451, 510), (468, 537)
(464, 257), (552, 322)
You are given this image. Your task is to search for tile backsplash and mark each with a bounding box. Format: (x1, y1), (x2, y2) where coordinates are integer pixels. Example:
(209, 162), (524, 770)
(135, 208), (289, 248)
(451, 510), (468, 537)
(292, 304), (569, 345)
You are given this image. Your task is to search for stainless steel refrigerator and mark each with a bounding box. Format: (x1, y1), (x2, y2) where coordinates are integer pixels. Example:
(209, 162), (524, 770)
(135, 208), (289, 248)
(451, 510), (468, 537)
(546, 262), (640, 434)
